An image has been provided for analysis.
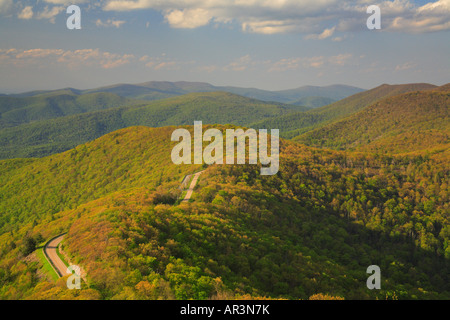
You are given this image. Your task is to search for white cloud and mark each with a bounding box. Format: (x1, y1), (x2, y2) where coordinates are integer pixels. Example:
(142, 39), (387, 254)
(102, 0), (450, 34)
(305, 26), (336, 40)
(18, 6), (33, 20)
(165, 8), (211, 28)
(36, 6), (64, 23)
(136, 54), (180, 70)
(0, 48), (135, 69)
(96, 19), (126, 28)
(242, 20), (299, 35)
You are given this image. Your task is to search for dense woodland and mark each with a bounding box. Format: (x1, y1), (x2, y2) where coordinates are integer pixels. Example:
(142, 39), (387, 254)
(0, 92), (303, 159)
(296, 90), (449, 153)
(253, 83), (438, 139)
(0, 83), (448, 300)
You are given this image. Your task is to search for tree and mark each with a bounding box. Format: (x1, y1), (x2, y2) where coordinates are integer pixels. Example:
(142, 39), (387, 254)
(21, 236), (37, 256)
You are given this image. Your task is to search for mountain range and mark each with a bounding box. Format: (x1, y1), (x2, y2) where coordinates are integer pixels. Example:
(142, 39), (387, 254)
(252, 83), (439, 139)
(6, 81), (364, 105)
(0, 80), (448, 301)
(0, 91), (307, 159)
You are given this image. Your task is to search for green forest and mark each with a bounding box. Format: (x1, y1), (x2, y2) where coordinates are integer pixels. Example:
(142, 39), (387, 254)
(0, 92), (305, 159)
(0, 82), (448, 300)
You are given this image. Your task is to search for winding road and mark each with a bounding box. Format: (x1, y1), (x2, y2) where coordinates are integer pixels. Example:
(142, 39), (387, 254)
(43, 171), (206, 280)
(44, 234), (70, 278)
(182, 170), (205, 202)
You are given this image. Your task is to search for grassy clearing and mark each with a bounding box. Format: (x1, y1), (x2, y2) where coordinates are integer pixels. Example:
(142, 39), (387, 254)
(35, 246), (59, 281)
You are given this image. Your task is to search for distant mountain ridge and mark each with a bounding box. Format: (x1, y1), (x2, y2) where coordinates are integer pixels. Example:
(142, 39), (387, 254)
(252, 82), (439, 138)
(291, 96), (337, 109)
(5, 81), (364, 104)
(1, 81), (445, 160)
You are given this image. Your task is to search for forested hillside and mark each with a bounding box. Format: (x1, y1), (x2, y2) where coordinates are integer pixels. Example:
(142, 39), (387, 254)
(291, 96), (336, 109)
(0, 91), (140, 129)
(295, 88), (449, 153)
(0, 126), (448, 300)
(0, 92), (304, 159)
(252, 83), (438, 138)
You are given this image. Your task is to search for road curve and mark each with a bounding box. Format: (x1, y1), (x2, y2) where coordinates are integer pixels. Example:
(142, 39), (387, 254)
(182, 171), (205, 202)
(44, 234), (70, 278)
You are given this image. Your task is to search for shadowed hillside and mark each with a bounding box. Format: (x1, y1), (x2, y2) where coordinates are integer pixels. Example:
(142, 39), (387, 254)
(295, 84), (449, 154)
(252, 83), (438, 138)
(0, 91), (140, 129)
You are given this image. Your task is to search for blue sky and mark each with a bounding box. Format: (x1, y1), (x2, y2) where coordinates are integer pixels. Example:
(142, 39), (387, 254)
(0, 0), (449, 92)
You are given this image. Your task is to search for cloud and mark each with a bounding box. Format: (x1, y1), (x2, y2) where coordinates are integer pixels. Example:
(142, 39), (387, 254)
(395, 61), (416, 71)
(43, 0), (89, 4)
(328, 53), (353, 66)
(103, 0), (339, 34)
(102, 0), (450, 34)
(36, 6), (65, 23)
(0, 48), (135, 69)
(18, 6), (33, 20)
(58, 49), (135, 69)
(0, 0), (12, 14)
(224, 55), (253, 72)
(165, 8), (212, 28)
(139, 54), (180, 70)
(268, 54), (354, 72)
(96, 19), (126, 28)
(305, 26), (336, 40)
(241, 20), (300, 35)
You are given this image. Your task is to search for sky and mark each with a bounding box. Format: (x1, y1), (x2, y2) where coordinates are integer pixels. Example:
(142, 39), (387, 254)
(0, 0), (449, 93)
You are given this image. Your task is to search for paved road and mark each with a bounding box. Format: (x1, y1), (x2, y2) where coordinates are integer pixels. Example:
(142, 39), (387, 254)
(44, 234), (70, 278)
(180, 174), (192, 189)
(182, 171), (205, 202)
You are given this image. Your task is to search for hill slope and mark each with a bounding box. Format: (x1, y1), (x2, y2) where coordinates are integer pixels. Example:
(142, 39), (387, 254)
(0, 92), (305, 159)
(252, 83), (438, 138)
(0, 126), (448, 300)
(295, 85), (450, 153)
(291, 96), (336, 109)
(0, 91), (140, 129)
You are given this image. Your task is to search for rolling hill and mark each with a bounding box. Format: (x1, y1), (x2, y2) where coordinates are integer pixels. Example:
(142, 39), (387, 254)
(252, 83), (438, 138)
(0, 91), (142, 129)
(0, 91), (306, 159)
(0, 125), (448, 300)
(6, 81), (364, 104)
(295, 85), (450, 154)
(290, 96), (337, 109)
